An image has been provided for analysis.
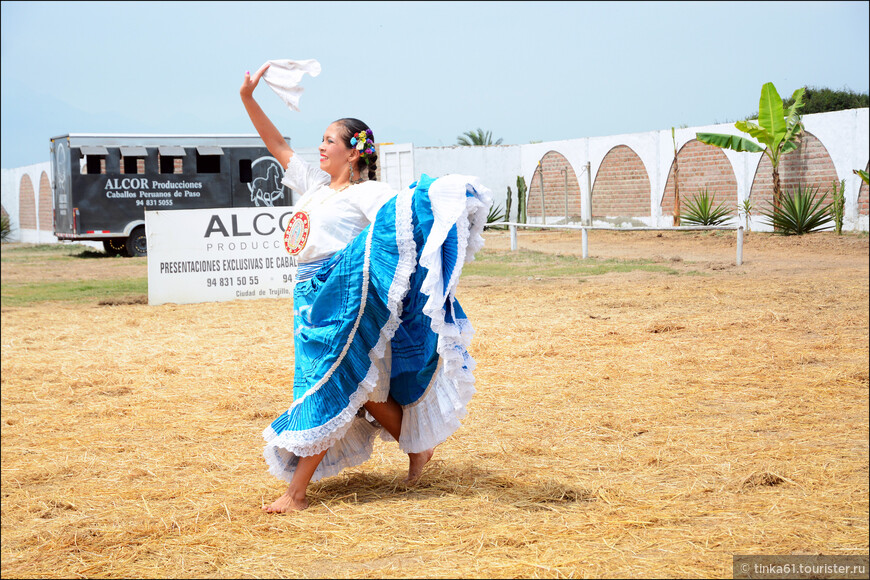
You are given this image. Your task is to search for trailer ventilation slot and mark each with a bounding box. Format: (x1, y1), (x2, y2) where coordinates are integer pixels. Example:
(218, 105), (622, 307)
(196, 146), (223, 174)
(119, 146), (147, 157)
(80, 145), (109, 175)
(196, 146), (224, 156)
(239, 159), (253, 183)
(80, 146), (109, 155)
(158, 146), (186, 156)
(159, 146), (186, 174)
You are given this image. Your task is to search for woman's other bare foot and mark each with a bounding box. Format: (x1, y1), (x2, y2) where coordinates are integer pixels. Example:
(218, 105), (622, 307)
(262, 487), (308, 513)
(405, 448), (434, 484)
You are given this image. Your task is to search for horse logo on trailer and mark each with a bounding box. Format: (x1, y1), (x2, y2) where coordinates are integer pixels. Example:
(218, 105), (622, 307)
(249, 157), (285, 207)
(54, 141), (70, 218)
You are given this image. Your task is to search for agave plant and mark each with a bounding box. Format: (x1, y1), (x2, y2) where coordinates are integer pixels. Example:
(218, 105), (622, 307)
(679, 188), (734, 226)
(484, 203), (505, 230)
(758, 184), (833, 235)
(0, 213), (13, 242)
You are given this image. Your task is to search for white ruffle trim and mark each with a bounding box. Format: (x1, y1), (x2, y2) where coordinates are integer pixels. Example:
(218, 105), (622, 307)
(263, 177), (491, 482)
(263, 411), (382, 483)
(263, 187), (417, 482)
(398, 176), (491, 453)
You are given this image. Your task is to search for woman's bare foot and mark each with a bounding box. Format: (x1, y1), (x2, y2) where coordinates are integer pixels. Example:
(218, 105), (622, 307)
(262, 487), (308, 513)
(405, 448), (434, 484)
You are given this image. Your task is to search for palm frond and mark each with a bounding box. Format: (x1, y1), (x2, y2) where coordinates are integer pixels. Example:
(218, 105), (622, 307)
(456, 128), (503, 146)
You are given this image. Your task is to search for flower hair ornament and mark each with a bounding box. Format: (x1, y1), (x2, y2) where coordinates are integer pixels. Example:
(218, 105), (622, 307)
(350, 130), (375, 160)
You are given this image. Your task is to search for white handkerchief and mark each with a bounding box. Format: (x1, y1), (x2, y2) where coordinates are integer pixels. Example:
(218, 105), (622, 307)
(261, 59), (322, 112)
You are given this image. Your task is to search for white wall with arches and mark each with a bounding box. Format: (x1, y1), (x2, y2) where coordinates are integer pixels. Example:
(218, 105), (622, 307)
(2, 108), (868, 242)
(1, 161), (58, 243)
(410, 108), (869, 232)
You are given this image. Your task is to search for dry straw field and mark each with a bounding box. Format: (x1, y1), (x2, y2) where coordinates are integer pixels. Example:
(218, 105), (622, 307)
(2, 229), (868, 578)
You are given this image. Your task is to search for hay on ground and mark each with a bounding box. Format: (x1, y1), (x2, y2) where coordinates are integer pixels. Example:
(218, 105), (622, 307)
(2, 231), (868, 578)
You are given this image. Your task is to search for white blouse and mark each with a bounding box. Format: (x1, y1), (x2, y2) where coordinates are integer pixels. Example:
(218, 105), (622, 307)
(281, 155), (397, 264)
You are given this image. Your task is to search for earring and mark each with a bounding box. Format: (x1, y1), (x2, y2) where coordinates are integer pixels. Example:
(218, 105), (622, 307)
(349, 162), (354, 184)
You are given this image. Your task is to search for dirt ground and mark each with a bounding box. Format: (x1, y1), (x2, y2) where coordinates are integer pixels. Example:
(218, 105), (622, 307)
(484, 227), (869, 273)
(1, 230), (868, 578)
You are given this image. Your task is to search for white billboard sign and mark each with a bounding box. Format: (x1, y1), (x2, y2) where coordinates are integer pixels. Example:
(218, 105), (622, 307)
(145, 206), (298, 305)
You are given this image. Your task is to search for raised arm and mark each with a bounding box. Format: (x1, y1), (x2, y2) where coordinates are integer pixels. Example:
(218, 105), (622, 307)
(240, 63), (293, 169)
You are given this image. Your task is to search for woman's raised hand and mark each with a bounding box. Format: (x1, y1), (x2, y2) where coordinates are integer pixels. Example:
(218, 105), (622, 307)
(240, 63), (270, 99)
(239, 61), (292, 168)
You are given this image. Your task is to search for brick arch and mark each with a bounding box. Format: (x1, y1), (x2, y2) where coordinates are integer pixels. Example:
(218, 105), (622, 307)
(749, 131), (839, 210)
(662, 139), (738, 217)
(591, 145), (650, 218)
(18, 175), (36, 229)
(527, 151), (581, 222)
(38, 171), (53, 231)
(858, 161), (869, 216)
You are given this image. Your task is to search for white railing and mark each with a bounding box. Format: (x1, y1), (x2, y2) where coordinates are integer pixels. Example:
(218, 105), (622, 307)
(490, 222), (745, 266)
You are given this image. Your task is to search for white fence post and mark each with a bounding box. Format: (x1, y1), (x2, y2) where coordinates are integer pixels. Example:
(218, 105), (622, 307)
(584, 161), (592, 226)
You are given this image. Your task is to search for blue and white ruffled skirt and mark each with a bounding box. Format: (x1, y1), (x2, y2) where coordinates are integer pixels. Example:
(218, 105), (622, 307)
(262, 174), (492, 483)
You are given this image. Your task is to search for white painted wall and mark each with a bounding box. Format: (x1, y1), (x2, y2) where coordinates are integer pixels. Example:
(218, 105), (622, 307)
(802, 108), (869, 230)
(413, 145), (522, 219)
(379, 109), (868, 231)
(0, 161), (57, 243)
(3, 108), (867, 241)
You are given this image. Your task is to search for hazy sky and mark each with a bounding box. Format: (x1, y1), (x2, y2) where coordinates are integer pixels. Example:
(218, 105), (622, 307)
(2, 0), (868, 168)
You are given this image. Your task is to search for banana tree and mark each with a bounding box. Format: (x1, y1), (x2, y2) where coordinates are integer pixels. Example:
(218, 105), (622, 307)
(697, 82), (806, 214)
(672, 127), (681, 226)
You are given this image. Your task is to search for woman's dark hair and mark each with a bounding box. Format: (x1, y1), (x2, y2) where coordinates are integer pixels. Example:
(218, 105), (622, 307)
(335, 117), (378, 181)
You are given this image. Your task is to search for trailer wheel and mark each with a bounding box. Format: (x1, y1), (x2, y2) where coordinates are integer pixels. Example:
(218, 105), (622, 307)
(103, 239), (126, 256)
(125, 226), (148, 257)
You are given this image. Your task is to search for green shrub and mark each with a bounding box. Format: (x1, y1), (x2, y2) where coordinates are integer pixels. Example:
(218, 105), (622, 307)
(679, 188), (734, 226)
(759, 184), (833, 235)
(782, 86), (869, 114)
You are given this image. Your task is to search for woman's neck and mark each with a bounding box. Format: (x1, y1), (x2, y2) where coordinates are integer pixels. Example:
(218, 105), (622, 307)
(329, 175), (365, 191)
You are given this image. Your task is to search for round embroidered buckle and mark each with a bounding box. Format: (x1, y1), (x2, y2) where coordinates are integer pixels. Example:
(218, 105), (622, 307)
(284, 211), (310, 255)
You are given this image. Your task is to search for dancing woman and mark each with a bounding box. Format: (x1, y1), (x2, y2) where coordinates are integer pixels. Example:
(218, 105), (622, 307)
(240, 62), (491, 513)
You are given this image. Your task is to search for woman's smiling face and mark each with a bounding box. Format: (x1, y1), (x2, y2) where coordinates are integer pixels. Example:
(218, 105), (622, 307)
(318, 122), (354, 178)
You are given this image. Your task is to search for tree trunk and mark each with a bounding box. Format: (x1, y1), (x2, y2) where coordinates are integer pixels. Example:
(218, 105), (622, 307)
(772, 166), (782, 232)
(672, 131), (681, 226)
(673, 162), (681, 226)
(772, 167), (782, 211)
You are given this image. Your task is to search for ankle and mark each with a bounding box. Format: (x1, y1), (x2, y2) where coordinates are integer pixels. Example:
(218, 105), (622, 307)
(286, 485), (308, 503)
